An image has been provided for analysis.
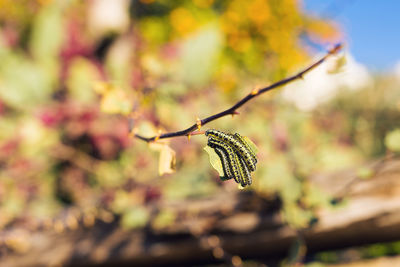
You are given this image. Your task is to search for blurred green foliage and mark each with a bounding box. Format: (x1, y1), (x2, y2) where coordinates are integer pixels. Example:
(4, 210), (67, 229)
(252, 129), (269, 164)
(0, 0), (399, 250)
(311, 240), (400, 265)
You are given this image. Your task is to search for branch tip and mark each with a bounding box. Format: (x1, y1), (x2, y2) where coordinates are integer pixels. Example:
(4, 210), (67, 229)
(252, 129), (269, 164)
(329, 43), (343, 55)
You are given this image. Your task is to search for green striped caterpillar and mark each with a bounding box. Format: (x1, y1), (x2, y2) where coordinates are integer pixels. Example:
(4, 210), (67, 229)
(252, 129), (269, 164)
(206, 129), (257, 187)
(213, 146), (234, 181)
(206, 129), (257, 172)
(233, 133), (257, 165)
(208, 137), (242, 184)
(239, 157), (252, 186)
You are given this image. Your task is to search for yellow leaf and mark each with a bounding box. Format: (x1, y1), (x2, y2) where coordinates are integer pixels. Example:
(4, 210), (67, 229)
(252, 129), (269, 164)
(204, 145), (224, 177)
(242, 135), (259, 154)
(99, 87), (132, 115)
(121, 206), (149, 229)
(385, 129), (400, 152)
(92, 81), (111, 94)
(326, 53), (347, 74)
(150, 142), (176, 176)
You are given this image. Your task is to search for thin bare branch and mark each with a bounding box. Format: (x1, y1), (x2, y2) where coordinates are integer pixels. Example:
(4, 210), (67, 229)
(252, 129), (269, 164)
(134, 43), (343, 142)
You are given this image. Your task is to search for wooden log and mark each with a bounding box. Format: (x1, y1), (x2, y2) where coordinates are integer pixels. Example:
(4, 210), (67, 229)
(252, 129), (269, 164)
(1, 159), (400, 267)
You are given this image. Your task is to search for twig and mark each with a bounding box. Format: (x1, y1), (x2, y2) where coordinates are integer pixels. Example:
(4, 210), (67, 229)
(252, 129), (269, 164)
(134, 43), (343, 142)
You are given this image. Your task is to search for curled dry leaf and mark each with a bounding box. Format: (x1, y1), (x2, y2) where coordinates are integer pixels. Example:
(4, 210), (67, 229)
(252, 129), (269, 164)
(326, 52), (347, 74)
(150, 141), (176, 176)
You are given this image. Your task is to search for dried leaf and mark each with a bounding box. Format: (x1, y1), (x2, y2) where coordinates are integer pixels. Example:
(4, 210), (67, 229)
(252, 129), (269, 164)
(150, 142), (176, 176)
(326, 53), (347, 74)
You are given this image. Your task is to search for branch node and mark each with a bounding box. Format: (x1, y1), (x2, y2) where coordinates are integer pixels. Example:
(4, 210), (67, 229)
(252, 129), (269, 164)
(251, 88), (259, 95)
(154, 130), (162, 142)
(231, 110), (240, 117)
(196, 117), (202, 131)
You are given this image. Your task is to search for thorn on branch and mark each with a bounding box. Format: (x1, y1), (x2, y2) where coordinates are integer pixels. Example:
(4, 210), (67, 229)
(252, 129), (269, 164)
(154, 130), (162, 142)
(196, 117), (202, 131)
(231, 110), (240, 117)
(251, 88), (259, 95)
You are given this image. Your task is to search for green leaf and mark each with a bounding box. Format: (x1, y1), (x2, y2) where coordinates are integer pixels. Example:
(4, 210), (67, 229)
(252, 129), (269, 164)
(385, 129), (400, 152)
(152, 210), (176, 230)
(204, 146), (225, 177)
(95, 162), (125, 187)
(0, 51), (54, 110)
(327, 53), (347, 74)
(30, 4), (64, 61)
(242, 135), (258, 154)
(98, 84), (133, 115)
(111, 191), (131, 213)
(357, 167), (374, 180)
(67, 58), (99, 103)
(179, 24), (223, 86)
(121, 206), (149, 229)
(303, 183), (332, 208)
(283, 202), (314, 228)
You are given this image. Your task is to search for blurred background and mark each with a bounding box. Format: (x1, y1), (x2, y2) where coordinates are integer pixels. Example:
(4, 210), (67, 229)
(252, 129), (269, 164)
(1, 0), (400, 266)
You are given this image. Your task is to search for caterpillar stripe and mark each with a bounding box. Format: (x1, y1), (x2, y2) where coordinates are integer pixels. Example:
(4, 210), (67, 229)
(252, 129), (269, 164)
(206, 129), (256, 172)
(206, 129), (256, 171)
(232, 149), (246, 186)
(213, 146), (233, 181)
(238, 157), (252, 186)
(233, 133), (257, 165)
(208, 138), (241, 184)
